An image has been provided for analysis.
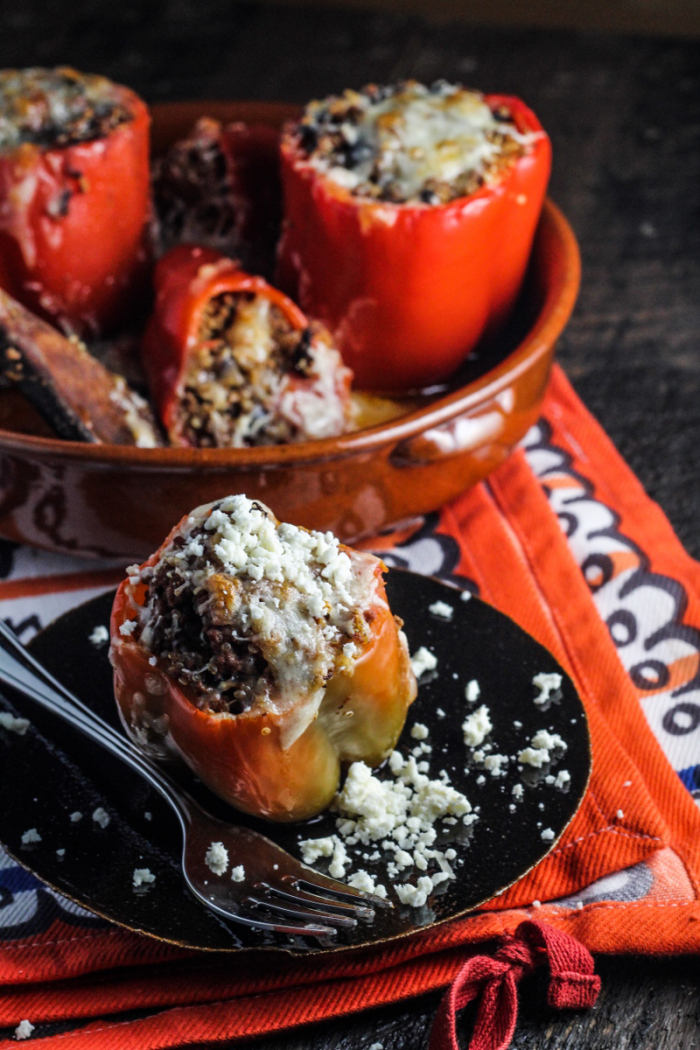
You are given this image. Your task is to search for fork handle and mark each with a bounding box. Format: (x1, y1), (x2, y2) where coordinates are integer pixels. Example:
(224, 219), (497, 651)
(0, 618), (189, 833)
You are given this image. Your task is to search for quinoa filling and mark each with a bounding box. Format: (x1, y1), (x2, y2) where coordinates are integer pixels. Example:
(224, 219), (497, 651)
(179, 291), (320, 447)
(292, 79), (532, 205)
(131, 498), (379, 718)
(0, 67), (132, 153)
(153, 118), (237, 255)
(136, 534), (273, 716)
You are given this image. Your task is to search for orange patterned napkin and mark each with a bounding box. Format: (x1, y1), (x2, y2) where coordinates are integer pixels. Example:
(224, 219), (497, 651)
(1, 364), (700, 1048)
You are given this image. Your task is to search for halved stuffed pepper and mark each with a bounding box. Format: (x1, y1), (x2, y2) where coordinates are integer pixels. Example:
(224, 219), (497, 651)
(277, 80), (551, 391)
(141, 244), (352, 446)
(0, 67), (151, 337)
(110, 495), (416, 821)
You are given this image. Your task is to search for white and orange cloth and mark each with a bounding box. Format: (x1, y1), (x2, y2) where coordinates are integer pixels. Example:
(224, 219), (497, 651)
(1, 365), (700, 1048)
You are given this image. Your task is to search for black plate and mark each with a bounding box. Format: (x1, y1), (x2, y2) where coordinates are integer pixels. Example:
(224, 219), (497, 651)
(0, 571), (590, 954)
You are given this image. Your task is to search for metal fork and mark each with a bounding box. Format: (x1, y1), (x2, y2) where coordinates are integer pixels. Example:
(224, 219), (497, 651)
(0, 619), (389, 941)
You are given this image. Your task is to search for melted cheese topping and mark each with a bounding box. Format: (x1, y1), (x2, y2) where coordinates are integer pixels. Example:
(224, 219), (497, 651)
(0, 67), (130, 153)
(298, 80), (536, 203)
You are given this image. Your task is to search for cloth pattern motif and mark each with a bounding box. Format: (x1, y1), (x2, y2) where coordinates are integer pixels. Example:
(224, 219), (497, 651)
(0, 366), (699, 1049)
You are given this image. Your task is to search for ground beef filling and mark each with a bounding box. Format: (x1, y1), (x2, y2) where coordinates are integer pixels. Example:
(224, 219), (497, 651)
(294, 81), (527, 205)
(179, 291), (317, 447)
(141, 536), (274, 716)
(0, 68), (132, 152)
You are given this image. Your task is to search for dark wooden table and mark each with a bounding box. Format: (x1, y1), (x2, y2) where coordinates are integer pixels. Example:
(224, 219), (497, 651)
(1, 1), (699, 1045)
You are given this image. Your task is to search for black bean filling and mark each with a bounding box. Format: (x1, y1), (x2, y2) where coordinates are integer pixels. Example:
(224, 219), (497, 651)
(142, 532), (273, 715)
(179, 291), (318, 448)
(0, 68), (131, 152)
(293, 80), (526, 205)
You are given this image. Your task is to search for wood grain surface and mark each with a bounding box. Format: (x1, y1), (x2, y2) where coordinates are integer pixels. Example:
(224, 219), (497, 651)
(1, 1), (699, 1046)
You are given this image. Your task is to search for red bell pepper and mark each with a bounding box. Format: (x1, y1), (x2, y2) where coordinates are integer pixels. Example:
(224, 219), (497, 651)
(110, 499), (417, 822)
(0, 70), (151, 337)
(141, 244), (352, 446)
(277, 93), (551, 392)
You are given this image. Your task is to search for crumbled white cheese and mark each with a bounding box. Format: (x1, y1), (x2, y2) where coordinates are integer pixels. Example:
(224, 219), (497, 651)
(347, 870), (388, 898)
(411, 646), (437, 678)
(512, 783), (524, 799)
(231, 865), (245, 882)
(299, 836), (335, 864)
(428, 600), (453, 620)
(21, 828), (41, 845)
(70, 811), (83, 822)
(436, 707), (446, 718)
(14, 1019), (35, 1041)
(532, 899), (541, 909)
(576, 901), (584, 910)
(396, 875), (435, 908)
(483, 753), (508, 777)
(144, 811), (152, 821)
(88, 625), (109, 646)
(623, 780), (631, 788)
(0, 711), (29, 734)
(462, 705), (492, 747)
(460, 590), (472, 601)
(531, 729), (567, 752)
(119, 619), (138, 636)
(410, 722), (429, 740)
(532, 671), (563, 705)
(56, 848), (66, 857)
(541, 827), (555, 841)
(465, 679), (480, 703)
(92, 807), (110, 829)
(369, 1043), (384, 1050)
(616, 810), (624, 820)
(517, 747), (549, 768)
(132, 868), (156, 887)
(518, 728), (567, 767)
(299, 835), (349, 879)
(554, 770), (571, 789)
(204, 841), (229, 876)
(476, 774), (486, 785)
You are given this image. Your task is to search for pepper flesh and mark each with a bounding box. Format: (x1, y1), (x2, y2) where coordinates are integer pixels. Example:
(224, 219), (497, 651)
(277, 94), (551, 392)
(0, 78), (151, 337)
(110, 507), (416, 822)
(141, 244), (351, 445)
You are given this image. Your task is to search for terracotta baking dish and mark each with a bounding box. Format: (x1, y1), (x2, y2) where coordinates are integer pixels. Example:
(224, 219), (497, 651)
(0, 101), (580, 561)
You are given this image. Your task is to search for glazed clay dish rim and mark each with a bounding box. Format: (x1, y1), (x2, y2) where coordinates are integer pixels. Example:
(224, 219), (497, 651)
(0, 165), (580, 465)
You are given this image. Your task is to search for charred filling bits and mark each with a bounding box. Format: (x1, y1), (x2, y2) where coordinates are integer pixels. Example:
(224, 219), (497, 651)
(293, 80), (528, 205)
(140, 533), (273, 715)
(179, 291), (317, 447)
(0, 68), (131, 153)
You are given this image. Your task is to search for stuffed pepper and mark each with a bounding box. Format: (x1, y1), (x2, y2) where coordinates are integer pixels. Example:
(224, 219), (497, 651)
(277, 80), (551, 391)
(110, 495), (417, 821)
(153, 116), (281, 279)
(141, 244), (352, 447)
(0, 66), (151, 336)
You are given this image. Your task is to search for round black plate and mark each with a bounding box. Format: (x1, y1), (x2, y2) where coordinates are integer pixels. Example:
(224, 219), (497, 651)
(0, 571), (590, 954)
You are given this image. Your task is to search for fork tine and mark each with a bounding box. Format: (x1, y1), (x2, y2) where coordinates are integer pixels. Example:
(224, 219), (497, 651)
(262, 883), (375, 920)
(247, 894), (358, 928)
(200, 893), (338, 938)
(292, 872), (394, 910)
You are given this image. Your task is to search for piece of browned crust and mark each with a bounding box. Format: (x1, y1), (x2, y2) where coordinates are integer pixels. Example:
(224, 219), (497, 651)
(0, 289), (163, 446)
